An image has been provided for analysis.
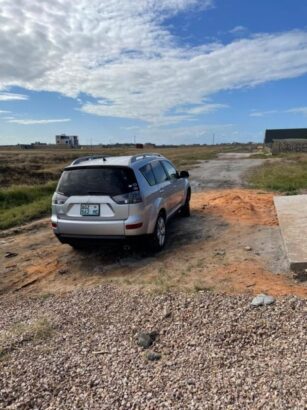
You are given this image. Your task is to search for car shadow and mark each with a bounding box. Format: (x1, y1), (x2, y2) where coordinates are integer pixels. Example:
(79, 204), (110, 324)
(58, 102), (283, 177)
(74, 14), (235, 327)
(68, 211), (229, 276)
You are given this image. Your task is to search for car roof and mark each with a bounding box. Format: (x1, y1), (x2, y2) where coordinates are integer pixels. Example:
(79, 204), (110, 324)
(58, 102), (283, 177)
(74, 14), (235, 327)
(67, 153), (166, 168)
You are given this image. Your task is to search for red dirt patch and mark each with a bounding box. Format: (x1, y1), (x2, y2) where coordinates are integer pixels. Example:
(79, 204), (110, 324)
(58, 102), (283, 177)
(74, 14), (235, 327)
(191, 189), (278, 226)
(202, 260), (307, 297)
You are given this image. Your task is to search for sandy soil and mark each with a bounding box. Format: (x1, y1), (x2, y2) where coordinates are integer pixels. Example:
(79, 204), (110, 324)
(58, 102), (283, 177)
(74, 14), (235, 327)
(1, 187), (306, 298)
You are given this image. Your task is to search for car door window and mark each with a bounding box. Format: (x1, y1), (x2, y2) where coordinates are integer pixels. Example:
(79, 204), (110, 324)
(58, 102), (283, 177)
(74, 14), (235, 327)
(151, 161), (169, 184)
(140, 163), (156, 186)
(161, 160), (178, 181)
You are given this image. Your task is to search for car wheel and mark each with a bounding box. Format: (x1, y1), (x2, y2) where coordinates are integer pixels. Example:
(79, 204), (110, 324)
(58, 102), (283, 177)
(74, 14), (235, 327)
(149, 213), (167, 252)
(181, 190), (191, 217)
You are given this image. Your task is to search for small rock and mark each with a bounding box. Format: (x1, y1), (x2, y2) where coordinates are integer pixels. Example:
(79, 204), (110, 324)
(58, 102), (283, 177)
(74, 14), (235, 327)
(137, 331), (158, 349)
(289, 296), (299, 310)
(89, 379), (99, 387)
(244, 246), (252, 251)
(163, 307), (172, 319)
(251, 294), (275, 307)
(58, 269), (69, 275)
(214, 250), (225, 256)
(146, 351), (161, 361)
(5, 251), (18, 258)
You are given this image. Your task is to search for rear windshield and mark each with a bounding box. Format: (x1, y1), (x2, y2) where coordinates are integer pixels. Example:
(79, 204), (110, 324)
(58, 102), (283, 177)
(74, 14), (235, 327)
(57, 166), (137, 196)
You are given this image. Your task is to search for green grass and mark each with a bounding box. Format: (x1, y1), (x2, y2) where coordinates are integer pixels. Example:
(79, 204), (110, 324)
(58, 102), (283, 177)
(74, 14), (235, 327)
(248, 158), (307, 192)
(0, 182), (56, 230)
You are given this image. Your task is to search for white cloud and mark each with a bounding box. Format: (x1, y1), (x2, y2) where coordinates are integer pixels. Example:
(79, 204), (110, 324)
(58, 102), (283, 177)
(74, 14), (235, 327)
(7, 118), (71, 125)
(1, 1), (307, 125)
(250, 107), (307, 117)
(0, 110), (11, 114)
(177, 103), (228, 115)
(229, 26), (248, 34)
(0, 92), (28, 101)
(249, 110), (278, 117)
(287, 107), (307, 115)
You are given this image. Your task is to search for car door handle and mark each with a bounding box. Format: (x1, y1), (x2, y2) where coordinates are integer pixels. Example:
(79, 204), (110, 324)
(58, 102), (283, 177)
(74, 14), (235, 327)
(159, 188), (165, 193)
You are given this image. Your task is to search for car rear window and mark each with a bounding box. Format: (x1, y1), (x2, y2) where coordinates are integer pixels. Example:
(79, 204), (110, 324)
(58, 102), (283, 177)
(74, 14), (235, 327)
(57, 166), (137, 196)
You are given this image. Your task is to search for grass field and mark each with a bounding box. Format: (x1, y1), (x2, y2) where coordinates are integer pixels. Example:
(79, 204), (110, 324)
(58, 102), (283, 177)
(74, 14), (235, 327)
(0, 182), (56, 230)
(247, 153), (307, 193)
(0, 146), (220, 187)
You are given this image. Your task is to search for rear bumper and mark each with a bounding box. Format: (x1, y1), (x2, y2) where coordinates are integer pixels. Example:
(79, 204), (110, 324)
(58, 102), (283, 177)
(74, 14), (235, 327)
(51, 215), (148, 237)
(55, 233), (126, 241)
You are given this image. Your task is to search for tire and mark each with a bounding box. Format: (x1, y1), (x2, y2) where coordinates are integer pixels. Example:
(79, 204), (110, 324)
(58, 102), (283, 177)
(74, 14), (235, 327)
(148, 213), (167, 252)
(181, 190), (191, 217)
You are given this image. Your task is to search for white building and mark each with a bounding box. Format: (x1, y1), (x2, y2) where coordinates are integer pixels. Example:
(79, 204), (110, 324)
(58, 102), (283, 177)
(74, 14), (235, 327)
(56, 134), (79, 147)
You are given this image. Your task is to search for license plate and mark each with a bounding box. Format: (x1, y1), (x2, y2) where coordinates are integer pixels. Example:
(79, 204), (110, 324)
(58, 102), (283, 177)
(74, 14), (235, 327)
(80, 204), (100, 216)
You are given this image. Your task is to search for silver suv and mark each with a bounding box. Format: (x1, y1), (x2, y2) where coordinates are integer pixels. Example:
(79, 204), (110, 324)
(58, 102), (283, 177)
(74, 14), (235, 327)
(51, 153), (191, 251)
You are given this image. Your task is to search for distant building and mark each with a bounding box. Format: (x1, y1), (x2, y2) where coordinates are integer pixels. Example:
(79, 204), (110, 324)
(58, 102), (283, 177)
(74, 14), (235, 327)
(272, 139), (307, 154)
(56, 134), (79, 148)
(264, 128), (307, 146)
(144, 143), (156, 148)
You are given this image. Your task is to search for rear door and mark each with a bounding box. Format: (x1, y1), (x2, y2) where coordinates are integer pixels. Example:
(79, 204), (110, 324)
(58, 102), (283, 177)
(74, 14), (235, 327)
(56, 166), (136, 222)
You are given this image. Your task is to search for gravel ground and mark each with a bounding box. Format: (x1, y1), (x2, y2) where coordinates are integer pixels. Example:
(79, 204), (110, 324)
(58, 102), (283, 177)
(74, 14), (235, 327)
(0, 285), (306, 409)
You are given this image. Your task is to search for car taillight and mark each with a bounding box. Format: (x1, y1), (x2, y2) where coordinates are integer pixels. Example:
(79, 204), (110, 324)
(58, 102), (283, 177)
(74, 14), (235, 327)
(53, 193), (68, 205)
(112, 190), (142, 204)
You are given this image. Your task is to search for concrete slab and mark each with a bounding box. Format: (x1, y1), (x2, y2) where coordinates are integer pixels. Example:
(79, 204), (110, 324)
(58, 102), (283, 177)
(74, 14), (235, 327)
(274, 195), (307, 272)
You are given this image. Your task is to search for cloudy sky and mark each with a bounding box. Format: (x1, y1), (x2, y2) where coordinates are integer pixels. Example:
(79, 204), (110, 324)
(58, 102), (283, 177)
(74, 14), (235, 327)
(1, 0), (307, 145)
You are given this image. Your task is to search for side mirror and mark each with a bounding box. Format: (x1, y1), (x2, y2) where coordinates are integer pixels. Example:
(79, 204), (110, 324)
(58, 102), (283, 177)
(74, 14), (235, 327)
(179, 170), (189, 178)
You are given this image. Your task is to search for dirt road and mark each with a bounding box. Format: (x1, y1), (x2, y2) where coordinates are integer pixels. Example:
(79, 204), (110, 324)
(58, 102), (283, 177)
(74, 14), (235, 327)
(189, 152), (266, 191)
(0, 153), (306, 298)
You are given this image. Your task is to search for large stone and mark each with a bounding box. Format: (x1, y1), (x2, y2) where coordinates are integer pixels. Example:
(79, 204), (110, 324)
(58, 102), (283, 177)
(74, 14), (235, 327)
(251, 294), (275, 307)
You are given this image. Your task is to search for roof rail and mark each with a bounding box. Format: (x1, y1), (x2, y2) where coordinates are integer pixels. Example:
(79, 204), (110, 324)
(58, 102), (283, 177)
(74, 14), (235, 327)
(71, 155), (108, 165)
(130, 153), (163, 163)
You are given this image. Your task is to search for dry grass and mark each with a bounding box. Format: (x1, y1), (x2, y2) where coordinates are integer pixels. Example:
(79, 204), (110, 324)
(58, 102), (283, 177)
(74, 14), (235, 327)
(0, 317), (53, 359)
(0, 144), (253, 187)
(0, 146), (214, 187)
